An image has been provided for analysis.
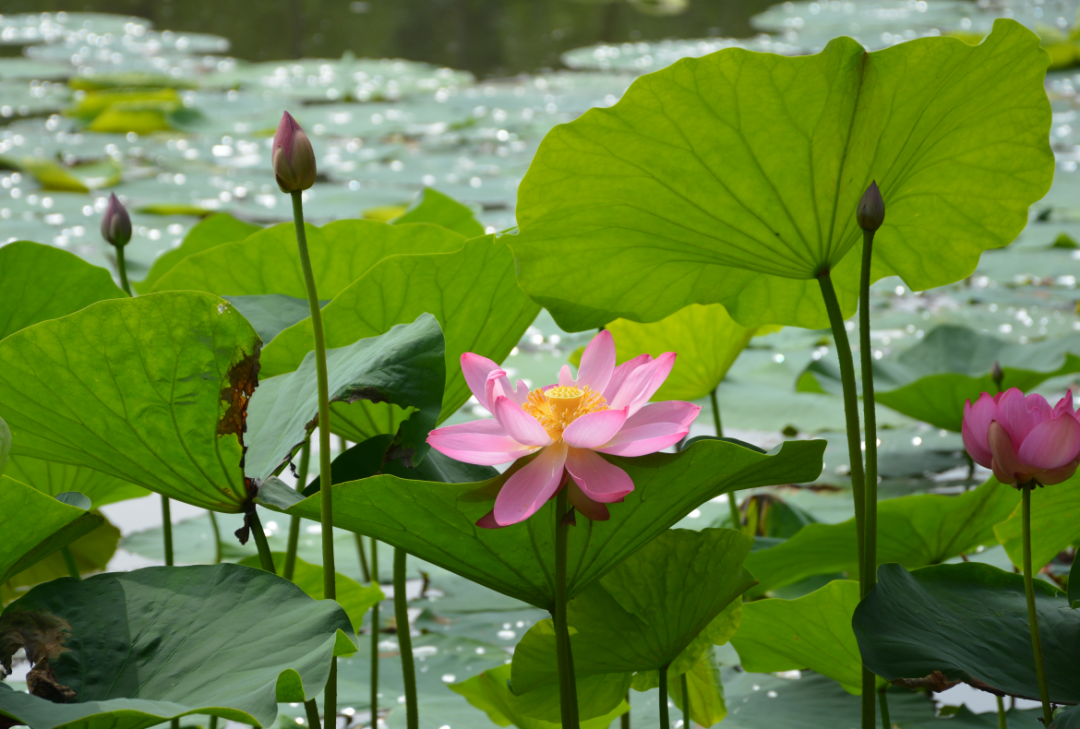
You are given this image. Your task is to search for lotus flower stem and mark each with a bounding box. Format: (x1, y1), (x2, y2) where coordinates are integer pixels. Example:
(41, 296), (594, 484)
(289, 189), (338, 720)
(394, 548), (419, 729)
(161, 495), (174, 567)
(249, 510), (276, 575)
(60, 546), (80, 579)
(553, 487), (580, 728)
(115, 246), (132, 295)
(370, 536), (380, 724)
(207, 511), (223, 565)
(621, 691), (631, 729)
(284, 438), (311, 581)
(878, 688), (890, 729)
(356, 534), (371, 583)
(658, 665), (670, 729)
(680, 672), (690, 728)
(304, 700), (321, 729)
(1021, 484), (1053, 724)
(995, 695), (1007, 729)
(859, 226), (881, 725)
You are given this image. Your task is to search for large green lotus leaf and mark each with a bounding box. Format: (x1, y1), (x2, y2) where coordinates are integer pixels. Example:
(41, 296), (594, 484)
(630, 599), (742, 691)
(257, 438), (825, 609)
(0, 564), (356, 729)
(244, 314), (445, 481)
(605, 303), (757, 402)
(1054, 704), (1080, 729)
(745, 479), (1018, 594)
(150, 219), (465, 299)
(0, 416), (8, 475)
(0, 241), (126, 341)
(448, 665), (628, 729)
(392, 187), (485, 238)
(798, 325), (1080, 432)
(668, 648), (727, 727)
(854, 562), (1080, 703)
(2, 517), (120, 604)
(994, 477), (1080, 571)
(731, 579), (874, 695)
(0, 476), (102, 584)
(258, 236), (540, 444)
(134, 213), (262, 294)
(509, 19), (1053, 331)
(237, 552), (383, 634)
(3, 455), (146, 507)
(511, 529), (753, 697)
(1070, 554), (1080, 609)
(222, 294), (328, 344)
(0, 292), (260, 513)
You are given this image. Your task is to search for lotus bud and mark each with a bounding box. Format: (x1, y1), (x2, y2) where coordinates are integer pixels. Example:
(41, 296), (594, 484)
(100, 192), (132, 248)
(272, 111), (316, 193)
(857, 181), (885, 233)
(991, 361), (1004, 390)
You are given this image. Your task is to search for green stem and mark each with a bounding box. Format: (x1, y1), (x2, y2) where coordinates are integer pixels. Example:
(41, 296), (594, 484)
(169, 719), (178, 729)
(356, 534), (371, 583)
(1022, 485), (1053, 725)
(161, 495), (174, 567)
(304, 699), (321, 729)
(209, 716), (218, 729)
(680, 672), (691, 729)
(284, 438), (312, 581)
(996, 695), (1007, 729)
(249, 510), (276, 574)
(621, 690), (630, 729)
(115, 245), (132, 296)
(658, 666), (669, 729)
(859, 231), (880, 725)
(554, 488), (580, 729)
(879, 688), (890, 729)
(60, 546), (80, 579)
(394, 548), (419, 729)
(207, 511), (222, 565)
(711, 387), (742, 529)
(292, 189), (337, 722)
(370, 536), (380, 724)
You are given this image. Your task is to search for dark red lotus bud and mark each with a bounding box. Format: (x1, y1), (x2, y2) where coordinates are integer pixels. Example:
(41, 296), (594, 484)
(100, 192), (131, 248)
(857, 181), (885, 233)
(272, 111), (316, 193)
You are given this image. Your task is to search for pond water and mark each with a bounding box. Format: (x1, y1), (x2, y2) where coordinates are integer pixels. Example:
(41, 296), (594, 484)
(1, 0), (1078, 724)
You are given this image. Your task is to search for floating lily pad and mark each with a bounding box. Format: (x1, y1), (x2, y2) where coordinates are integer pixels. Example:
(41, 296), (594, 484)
(257, 438), (825, 610)
(745, 479), (1017, 593)
(0, 292), (260, 513)
(0, 564), (355, 729)
(854, 562), (1080, 703)
(244, 313), (445, 480)
(510, 20), (1053, 330)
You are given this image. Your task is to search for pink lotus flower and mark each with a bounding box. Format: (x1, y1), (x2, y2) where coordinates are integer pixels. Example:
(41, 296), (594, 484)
(428, 331), (701, 527)
(962, 388), (1080, 486)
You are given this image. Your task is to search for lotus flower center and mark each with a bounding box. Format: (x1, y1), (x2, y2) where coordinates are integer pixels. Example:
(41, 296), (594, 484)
(523, 385), (609, 441)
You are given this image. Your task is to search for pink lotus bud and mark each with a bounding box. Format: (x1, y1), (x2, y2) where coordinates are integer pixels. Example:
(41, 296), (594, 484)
(100, 192), (131, 248)
(857, 181), (885, 233)
(962, 388), (1080, 486)
(272, 111), (316, 193)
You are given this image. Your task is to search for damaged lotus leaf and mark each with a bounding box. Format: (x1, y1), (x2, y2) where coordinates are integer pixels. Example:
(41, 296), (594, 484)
(150, 219), (464, 299)
(0, 564), (355, 729)
(244, 313), (445, 481)
(259, 236), (539, 443)
(0, 292), (260, 513)
(0, 477), (102, 585)
(797, 325), (1080, 431)
(854, 563), (1080, 704)
(509, 19), (1053, 330)
(0, 241), (126, 341)
(257, 438), (824, 609)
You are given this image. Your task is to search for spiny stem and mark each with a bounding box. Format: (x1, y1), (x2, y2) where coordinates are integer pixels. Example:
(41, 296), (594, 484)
(996, 695), (1007, 729)
(658, 666), (670, 729)
(680, 672), (691, 729)
(859, 229), (880, 725)
(249, 510), (276, 574)
(284, 438), (312, 581)
(207, 511), (222, 565)
(554, 488), (580, 729)
(161, 495), (174, 567)
(370, 536), (380, 725)
(1022, 484), (1053, 725)
(394, 548), (419, 729)
(60, 546), (80, 579)
(115, 245), (131, 296)
(291, 189), (337, 721)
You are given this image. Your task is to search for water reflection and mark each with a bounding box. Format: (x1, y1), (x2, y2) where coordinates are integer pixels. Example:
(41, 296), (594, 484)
(2, 0), (776, 76)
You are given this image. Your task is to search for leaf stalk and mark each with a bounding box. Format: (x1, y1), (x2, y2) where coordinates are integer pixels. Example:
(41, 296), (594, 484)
(394, 548), (419, 729)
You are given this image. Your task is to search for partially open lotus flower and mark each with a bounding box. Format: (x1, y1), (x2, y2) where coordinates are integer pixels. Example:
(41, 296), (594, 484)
(428, 331), (701, 527)
(962, 388), (1080, 486)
